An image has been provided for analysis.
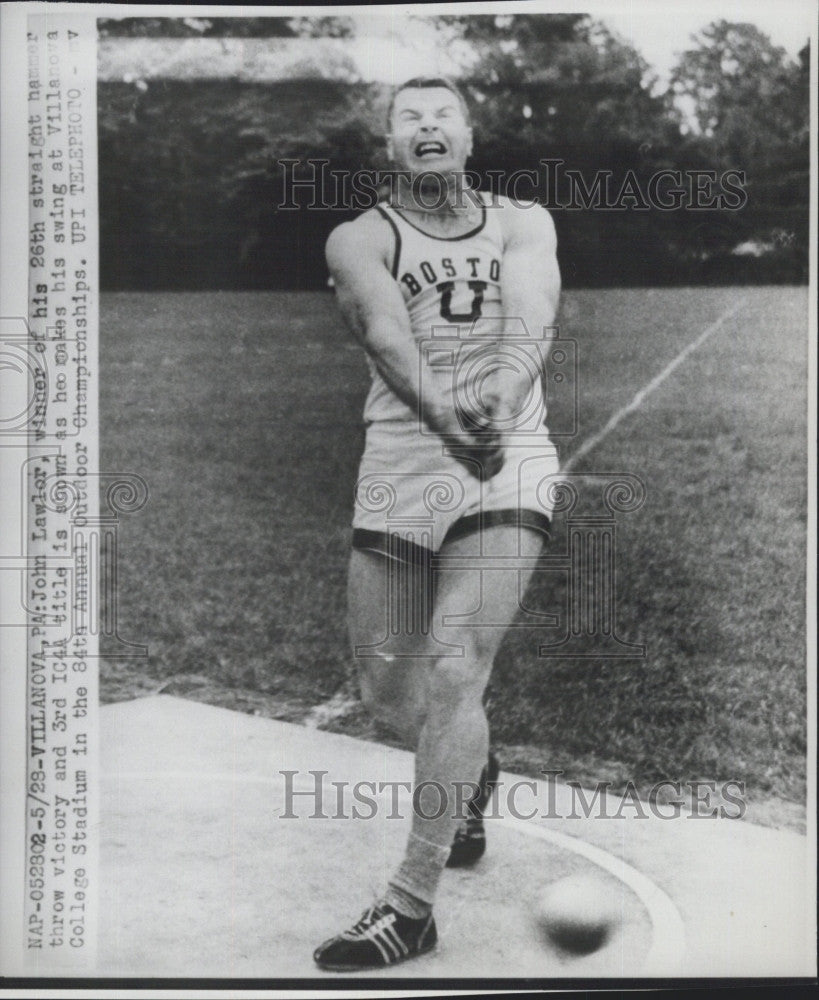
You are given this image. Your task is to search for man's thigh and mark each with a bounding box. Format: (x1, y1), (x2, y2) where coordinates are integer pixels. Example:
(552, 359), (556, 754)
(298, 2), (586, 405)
(347, 524), (544, 700)
(347, 547), (436, 724)
(432, 524), (544, 663)
(347, 548), (435, 656)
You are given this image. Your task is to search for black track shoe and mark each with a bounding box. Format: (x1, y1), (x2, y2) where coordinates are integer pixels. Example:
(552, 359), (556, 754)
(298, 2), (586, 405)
(313, 901), (437, 972)
(446, 752), (500, 868)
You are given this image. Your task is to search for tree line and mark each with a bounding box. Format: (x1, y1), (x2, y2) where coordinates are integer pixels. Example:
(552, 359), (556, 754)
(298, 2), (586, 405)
(97, 15), (809, 289)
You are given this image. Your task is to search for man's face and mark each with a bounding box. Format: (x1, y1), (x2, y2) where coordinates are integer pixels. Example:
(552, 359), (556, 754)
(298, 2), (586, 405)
(388, 86), (473, 177)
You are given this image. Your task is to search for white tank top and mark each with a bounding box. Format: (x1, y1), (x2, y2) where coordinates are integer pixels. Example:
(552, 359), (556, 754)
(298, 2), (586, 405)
(363, 194), (547, 431)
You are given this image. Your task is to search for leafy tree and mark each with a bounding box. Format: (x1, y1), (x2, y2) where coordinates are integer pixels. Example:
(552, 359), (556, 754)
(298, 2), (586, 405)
(97, 15), (356, 39)
(670, 21), (808, 161)
(429, 14), (679, 153)
(97, 17), (297, 37)
(669, 23), (809, 275)
(427, 14), (686, 284)
(289, 16), (356, 38)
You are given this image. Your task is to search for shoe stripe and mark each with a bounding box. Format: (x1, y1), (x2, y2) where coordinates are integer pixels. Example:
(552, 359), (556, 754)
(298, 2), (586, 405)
(372, 919), (399, 959)
(359, 923), (393, 963)
(382, 920), (410, 956)
(341, 914), (393, 941)
(364, 915), (401, 962)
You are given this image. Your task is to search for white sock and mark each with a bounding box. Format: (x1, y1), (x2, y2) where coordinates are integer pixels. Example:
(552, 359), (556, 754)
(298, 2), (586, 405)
(386, 832), (450, 915)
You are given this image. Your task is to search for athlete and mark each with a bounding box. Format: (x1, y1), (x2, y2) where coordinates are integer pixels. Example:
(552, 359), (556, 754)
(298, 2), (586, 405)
(313, 77), (561, 971)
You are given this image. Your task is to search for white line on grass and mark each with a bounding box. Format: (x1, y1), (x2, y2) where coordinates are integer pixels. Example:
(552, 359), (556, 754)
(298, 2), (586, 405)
(562, 299), (745, 473)
(304, 691), (360, 729)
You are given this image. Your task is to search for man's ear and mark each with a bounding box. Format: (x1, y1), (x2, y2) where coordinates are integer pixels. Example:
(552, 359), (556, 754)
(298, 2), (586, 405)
(386, 133), (395, 162)
(466, 127), (473, 158)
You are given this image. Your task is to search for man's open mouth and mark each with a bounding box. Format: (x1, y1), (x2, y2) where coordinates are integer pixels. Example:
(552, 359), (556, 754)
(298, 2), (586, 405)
(415, 141), (447, 157)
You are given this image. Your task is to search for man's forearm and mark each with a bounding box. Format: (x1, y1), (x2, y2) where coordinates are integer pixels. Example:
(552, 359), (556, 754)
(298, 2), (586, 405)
(482, 295), (558, 421)
(352, 317), (455, 436)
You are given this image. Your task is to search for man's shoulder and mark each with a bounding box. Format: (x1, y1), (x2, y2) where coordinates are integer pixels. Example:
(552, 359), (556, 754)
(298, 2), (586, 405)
(490, 192), (554, 221)
(325, 208), (392, 270)
(326, 208), (391, 247)
(490, 193), (557, 246)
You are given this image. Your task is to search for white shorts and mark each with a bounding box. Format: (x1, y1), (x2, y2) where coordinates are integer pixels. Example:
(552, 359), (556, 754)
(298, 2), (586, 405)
(352, 418), (560, 562)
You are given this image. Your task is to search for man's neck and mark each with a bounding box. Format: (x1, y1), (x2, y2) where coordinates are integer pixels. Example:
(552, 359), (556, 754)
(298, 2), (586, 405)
(392, 173), (480, 217)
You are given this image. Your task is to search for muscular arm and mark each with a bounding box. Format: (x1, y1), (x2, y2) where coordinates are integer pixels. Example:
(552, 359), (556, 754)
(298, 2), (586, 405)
(326, 215), (453, 436)
(485, 201), (561, 421)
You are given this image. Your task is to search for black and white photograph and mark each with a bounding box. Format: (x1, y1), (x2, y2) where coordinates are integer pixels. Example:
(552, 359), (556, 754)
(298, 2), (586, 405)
(0, 1), (816, 989)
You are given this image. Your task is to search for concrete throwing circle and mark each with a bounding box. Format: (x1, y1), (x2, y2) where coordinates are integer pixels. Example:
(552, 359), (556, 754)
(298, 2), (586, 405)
(101, 768), (683, 977)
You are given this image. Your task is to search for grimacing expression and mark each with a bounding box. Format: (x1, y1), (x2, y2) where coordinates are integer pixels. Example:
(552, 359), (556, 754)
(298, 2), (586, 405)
(388, 87), (473, 176)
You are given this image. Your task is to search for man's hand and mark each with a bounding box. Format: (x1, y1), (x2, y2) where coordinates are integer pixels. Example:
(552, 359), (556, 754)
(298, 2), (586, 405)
(436, 406), (506, 481)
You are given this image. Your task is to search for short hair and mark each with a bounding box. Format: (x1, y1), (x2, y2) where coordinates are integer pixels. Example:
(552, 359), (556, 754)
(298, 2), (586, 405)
(387, 76), (471, 129)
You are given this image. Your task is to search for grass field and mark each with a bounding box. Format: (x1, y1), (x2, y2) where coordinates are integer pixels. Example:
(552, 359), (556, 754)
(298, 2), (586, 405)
(99, 286), (809, 821)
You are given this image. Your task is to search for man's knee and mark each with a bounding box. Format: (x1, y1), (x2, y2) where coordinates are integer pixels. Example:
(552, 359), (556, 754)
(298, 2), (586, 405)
(427, 647), (492, 711)
(358, 656), (426, 738)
